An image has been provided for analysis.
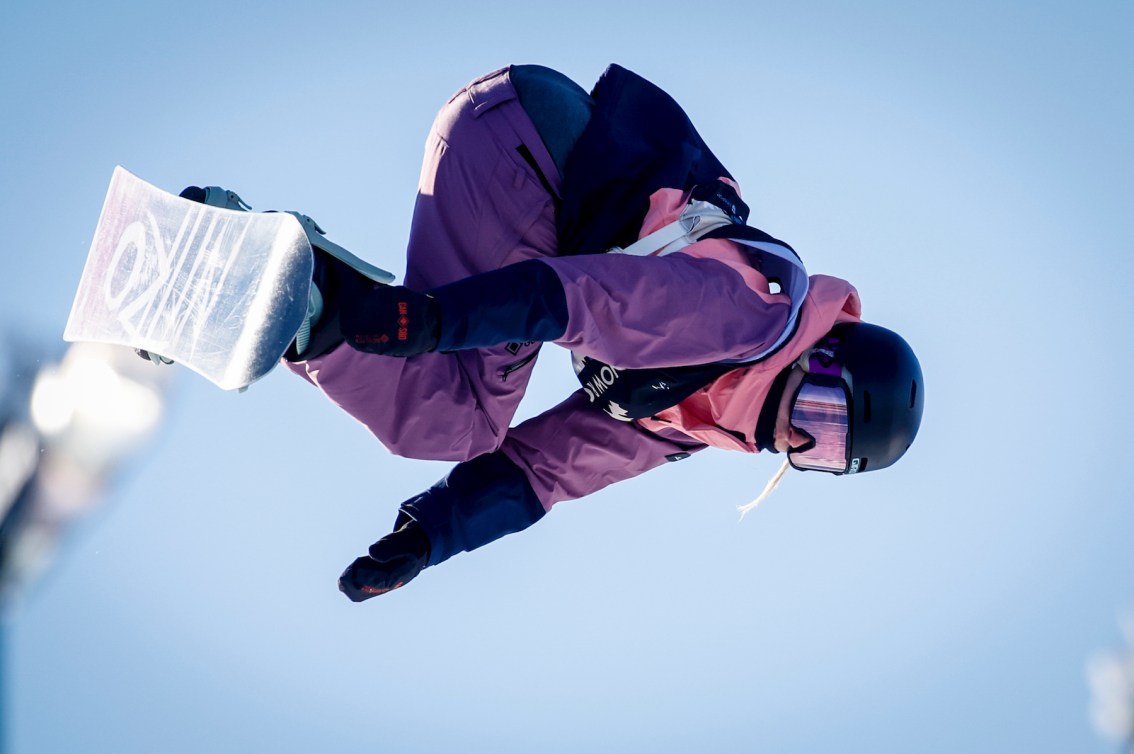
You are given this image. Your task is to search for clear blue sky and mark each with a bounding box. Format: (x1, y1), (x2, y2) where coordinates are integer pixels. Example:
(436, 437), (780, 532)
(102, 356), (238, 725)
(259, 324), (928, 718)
(3, 1), (1133, 752)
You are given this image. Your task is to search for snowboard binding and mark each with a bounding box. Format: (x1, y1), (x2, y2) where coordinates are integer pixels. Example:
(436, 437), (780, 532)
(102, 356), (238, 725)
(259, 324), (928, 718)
(133, 180), (397, 376)
(179, 184), (395, 285)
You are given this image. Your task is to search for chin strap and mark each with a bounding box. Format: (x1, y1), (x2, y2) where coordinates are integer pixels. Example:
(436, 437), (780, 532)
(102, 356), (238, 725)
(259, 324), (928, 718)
(737, 457), (791, 520)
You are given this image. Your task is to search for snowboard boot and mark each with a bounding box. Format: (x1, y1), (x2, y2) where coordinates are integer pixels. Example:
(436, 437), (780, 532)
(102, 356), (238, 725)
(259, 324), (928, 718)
(283, 247), (387, 361)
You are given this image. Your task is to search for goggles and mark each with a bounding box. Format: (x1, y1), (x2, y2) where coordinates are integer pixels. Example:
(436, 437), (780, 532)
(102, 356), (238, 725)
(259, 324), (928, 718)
(786, 343), (853, 474)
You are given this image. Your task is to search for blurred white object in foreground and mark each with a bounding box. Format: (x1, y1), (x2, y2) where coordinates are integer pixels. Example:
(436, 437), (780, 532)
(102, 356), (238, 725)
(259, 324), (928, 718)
(1087, 611), (1134, 750)
(1, 341), (169, 606)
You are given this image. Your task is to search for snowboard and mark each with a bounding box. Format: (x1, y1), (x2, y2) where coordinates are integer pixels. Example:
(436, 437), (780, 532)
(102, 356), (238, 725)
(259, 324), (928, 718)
(64, 166), (393, 390)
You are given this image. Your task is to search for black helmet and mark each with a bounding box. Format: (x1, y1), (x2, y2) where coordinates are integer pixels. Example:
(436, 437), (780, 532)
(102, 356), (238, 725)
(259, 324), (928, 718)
(828, 321), (924, 474)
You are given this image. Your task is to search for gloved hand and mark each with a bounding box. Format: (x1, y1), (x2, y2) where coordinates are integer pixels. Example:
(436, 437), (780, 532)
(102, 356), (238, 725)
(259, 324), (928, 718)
(338, 518), (432, 602)
(339, 284), (441, 357)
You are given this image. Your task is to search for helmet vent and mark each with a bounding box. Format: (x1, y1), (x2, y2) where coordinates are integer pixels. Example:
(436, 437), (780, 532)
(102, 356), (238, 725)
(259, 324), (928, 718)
(910, 380), (919, 409)
(862, 391), (872, 422)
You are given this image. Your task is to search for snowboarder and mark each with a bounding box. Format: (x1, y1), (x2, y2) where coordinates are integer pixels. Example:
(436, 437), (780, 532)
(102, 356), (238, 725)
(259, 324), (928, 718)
(212, 65), (926, 600)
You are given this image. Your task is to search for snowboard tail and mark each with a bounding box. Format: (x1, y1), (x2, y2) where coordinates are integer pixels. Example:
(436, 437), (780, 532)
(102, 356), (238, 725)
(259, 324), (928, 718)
(66, 167), (315, 390)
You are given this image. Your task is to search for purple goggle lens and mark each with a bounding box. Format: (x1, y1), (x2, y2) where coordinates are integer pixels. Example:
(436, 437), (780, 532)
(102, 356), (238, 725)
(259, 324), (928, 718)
(787, 377), (851, 473)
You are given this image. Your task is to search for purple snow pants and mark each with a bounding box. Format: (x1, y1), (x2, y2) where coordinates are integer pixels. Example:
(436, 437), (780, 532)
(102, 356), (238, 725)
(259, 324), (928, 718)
(285, 68), (563, 461)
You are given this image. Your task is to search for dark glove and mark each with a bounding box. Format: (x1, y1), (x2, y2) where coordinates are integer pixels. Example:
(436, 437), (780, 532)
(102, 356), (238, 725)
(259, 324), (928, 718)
(339, 284), (441, 357)
(338, 519), (432, 602)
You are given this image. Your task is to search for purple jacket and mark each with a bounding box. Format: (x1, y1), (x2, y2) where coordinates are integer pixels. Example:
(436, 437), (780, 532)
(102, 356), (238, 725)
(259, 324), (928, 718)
(286, 67), (856, 515)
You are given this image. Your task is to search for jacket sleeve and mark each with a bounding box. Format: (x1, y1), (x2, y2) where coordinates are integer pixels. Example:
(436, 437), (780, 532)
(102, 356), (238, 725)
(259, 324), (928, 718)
(542, 251), (790, 368)
(399, 391), (705, 567)
(427, 251), (790, 369)
(499, 390), (706, 508)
